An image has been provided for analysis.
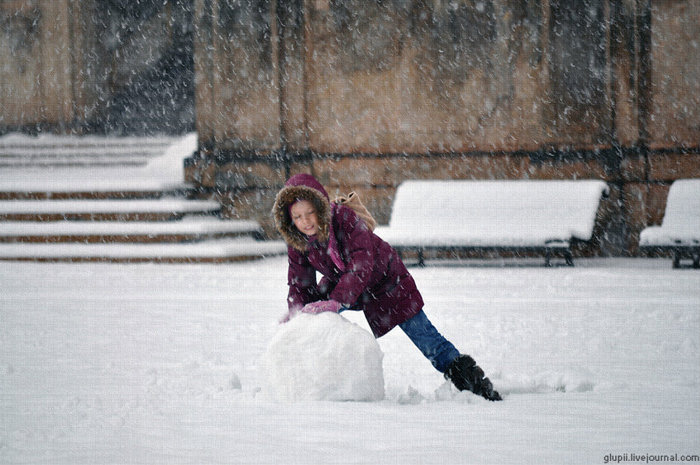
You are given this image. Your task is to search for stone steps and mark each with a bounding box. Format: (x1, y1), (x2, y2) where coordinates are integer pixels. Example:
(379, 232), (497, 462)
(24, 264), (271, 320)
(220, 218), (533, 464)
(0, 197), (286, 261)
(0, 134), (286, 262)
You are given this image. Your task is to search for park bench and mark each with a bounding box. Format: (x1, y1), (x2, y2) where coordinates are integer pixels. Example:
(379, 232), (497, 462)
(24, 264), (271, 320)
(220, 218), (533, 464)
(374, 180), (610, 266)
(639, 179), (700, 268)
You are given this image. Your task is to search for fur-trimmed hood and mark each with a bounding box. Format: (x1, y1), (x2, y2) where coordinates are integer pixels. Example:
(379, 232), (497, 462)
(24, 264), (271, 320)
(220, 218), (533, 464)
(272, 174), (332, 251)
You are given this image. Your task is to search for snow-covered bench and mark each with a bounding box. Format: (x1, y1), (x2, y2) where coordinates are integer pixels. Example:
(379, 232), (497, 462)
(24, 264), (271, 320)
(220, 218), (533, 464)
(639, 179), (700, 268)
(374, 180), (610, 266)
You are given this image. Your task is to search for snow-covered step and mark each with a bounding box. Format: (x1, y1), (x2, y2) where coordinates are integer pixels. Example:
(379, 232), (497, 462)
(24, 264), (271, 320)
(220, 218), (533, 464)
(0, 135), (174, 167)
(0, 237), (287, 263)
(0, 133), (196, 198)
(0, 167), (194, 199)
(0, 198), (222, 221)
(0, 217), (263, 243)
(0, 134), (176, 148)
(0, 148), (165, 167)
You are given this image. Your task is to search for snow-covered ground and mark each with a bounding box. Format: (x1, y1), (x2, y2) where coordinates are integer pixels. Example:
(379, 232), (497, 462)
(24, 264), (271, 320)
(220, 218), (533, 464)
(1, 257), (698, 464)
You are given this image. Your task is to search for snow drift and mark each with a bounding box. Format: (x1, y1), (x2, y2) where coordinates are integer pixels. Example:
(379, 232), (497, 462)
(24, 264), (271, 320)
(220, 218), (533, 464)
(261, 312), (385, 402)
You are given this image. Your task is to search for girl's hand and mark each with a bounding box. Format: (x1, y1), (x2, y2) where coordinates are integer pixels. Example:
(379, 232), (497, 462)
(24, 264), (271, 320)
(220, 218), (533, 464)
(279, 300), (345, 324)
(301, 300), (344, 314)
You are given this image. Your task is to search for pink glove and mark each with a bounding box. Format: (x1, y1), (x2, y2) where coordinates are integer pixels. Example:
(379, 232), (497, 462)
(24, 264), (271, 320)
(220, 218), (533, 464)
(279, 300), (344, 324)
(301, 300), (344, 315)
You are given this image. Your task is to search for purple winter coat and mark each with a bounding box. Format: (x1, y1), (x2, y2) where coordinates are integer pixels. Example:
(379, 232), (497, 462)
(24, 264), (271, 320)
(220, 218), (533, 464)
(272, 174), (423, 338)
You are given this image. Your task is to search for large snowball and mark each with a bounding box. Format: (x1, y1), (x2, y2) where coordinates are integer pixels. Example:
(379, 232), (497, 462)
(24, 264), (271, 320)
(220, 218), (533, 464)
(262, 312), (385, 402)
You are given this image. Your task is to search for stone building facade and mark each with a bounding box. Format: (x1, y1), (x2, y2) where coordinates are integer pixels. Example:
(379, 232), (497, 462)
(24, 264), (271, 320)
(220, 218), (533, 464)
(0, 0), (194, 134)
(1, 0), (699, 255)
(186, 0), (699, 256)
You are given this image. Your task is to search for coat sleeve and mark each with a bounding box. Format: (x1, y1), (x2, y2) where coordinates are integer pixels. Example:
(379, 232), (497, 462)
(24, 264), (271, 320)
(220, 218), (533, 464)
(317, 275), (336, 299)
(287, 246), (320, 311)
(329, 208), (374, 307)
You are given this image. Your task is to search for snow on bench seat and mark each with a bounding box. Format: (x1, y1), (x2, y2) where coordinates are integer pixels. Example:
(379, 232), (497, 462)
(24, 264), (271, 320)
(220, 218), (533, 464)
(639, 179), (700, 268)
(374, 180), (609, 266)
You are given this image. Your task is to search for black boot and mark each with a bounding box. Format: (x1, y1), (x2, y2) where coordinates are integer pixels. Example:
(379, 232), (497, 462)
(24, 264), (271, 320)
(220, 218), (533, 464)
(444, 355), (502, 401)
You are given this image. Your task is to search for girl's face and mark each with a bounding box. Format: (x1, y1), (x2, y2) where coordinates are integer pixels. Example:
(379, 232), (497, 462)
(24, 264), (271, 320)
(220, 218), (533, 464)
(290, 200), (319, 236)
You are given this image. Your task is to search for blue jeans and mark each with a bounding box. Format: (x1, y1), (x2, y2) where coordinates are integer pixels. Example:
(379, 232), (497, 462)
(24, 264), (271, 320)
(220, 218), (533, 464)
(399, 310), (460, 373)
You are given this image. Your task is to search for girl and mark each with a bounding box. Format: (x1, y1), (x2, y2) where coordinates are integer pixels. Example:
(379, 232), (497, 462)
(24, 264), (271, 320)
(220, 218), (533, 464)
(272, 173), (501, 401)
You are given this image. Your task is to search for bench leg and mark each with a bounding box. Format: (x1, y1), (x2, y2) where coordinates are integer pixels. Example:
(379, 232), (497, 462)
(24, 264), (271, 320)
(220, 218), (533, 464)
(673, 252), (681, 269)
(544, 248), (573, 267)
(693, 254), (699, 269)
(418, 249), (425, 267)
(564, 249), (574, 267)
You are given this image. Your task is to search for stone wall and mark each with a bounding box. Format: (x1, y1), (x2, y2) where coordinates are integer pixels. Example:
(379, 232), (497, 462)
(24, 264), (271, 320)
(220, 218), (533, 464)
(185, 0), (699, 256)
(0, 0), (97, 131)
(0, 0), (194, 134)
(1, 1), (697, 256)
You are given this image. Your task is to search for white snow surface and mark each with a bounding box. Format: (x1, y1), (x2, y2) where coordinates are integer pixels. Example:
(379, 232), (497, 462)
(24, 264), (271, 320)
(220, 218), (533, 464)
(375, 180), (609, 247)
(640, 179), (700, 246)
(262, 312), (385, 402)
(1, 257), (698, 464)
